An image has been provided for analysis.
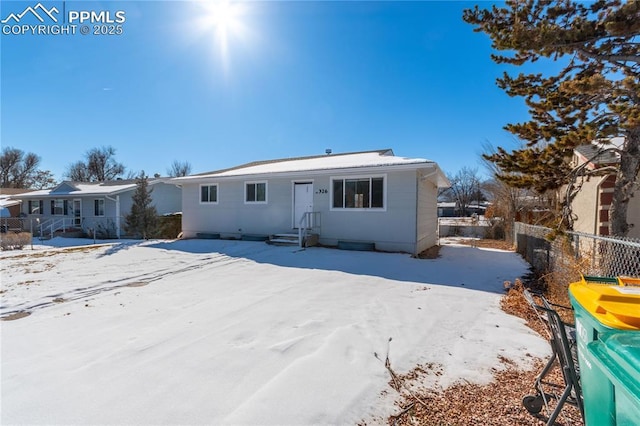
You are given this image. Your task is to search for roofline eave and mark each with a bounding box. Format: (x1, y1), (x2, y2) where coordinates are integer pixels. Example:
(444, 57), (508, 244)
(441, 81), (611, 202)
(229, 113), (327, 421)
(172, 162), (439, 184)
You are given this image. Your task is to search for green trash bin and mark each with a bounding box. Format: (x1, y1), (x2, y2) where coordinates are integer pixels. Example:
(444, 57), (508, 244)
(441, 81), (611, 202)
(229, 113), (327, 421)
(569, 276), (640, 426)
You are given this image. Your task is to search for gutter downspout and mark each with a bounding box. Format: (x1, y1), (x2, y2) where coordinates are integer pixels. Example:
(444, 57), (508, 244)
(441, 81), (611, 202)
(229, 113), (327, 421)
(105, 194), (121, 239)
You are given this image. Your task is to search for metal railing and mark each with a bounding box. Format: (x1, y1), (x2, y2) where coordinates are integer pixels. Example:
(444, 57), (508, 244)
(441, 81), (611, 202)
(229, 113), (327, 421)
(514, 222), (640, 278)
(39, 218), (76, 240)
(298, 211), (321, 248)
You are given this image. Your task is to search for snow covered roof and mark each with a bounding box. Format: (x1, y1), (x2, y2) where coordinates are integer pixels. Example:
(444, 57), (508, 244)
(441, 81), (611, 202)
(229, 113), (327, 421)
(0, 195), (22, 208)
(15, 178), (171, 198)
(0, 189), (32, 207)
(177, 149), (449, 186)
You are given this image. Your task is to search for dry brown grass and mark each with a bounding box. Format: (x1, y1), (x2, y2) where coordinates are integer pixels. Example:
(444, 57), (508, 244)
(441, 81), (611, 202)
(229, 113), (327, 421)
(416, 245), (442, 259)
(455, 238), (515, 251)
(0, 232), (32, 250)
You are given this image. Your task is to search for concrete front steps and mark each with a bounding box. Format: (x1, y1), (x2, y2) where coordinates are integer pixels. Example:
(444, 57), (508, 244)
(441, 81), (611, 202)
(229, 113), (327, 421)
(267, 233), (319, 248)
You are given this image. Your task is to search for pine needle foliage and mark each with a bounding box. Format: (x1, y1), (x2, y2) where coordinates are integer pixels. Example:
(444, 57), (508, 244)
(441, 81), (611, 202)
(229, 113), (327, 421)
(125, 172), (159, 240)
(463, 0), (640, 235)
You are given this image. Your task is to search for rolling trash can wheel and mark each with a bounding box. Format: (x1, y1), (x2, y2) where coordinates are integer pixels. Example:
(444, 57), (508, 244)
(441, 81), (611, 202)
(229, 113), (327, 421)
(522, 395), (544, 414)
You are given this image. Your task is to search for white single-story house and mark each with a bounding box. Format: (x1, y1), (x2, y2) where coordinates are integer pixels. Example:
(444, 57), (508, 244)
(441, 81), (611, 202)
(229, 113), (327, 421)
(16, 179), (182, 238)
(174, 149), (450, 255)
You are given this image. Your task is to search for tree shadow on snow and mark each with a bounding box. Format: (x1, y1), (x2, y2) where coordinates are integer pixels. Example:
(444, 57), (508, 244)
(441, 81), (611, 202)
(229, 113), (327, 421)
(95, 240), (145, 258)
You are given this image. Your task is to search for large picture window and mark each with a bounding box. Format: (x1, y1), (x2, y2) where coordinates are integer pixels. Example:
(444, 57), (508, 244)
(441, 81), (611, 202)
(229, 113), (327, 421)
(94, 199), (105, 216)
(200, 184), (218, 203)
(332, 177), (384, 209)
(245, 182), (267, 203)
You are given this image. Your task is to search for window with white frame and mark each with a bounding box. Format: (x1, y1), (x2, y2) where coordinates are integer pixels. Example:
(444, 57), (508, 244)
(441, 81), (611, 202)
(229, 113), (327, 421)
(245, 181), (267, 203)
(51, 199), (68, 215)
(28, 200), (43, 214)
(94, 199), (105, 216)
(200, 184), (218, 203)
(332, 176), (384, 209)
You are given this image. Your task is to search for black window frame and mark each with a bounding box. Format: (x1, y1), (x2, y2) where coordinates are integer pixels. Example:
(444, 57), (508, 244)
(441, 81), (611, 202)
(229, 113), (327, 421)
(94, 199), (105, 217)
(28, 200), (44, 215)
(51, 199), (69, 216)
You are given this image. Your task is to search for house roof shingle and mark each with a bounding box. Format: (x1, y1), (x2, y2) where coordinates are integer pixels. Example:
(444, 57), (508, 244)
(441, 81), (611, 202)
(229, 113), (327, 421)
(575, 144), (620, 166)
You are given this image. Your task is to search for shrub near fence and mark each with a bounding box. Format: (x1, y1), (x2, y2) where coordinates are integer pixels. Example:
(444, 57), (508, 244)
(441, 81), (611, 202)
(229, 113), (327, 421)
(158, 214), (182, 239)
(514, 222), (640, 283)
(0, 232), (32, 250)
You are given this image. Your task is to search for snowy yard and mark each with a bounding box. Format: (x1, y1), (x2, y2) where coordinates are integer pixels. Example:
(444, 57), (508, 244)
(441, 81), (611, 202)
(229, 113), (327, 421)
(0, 238), (549, 425)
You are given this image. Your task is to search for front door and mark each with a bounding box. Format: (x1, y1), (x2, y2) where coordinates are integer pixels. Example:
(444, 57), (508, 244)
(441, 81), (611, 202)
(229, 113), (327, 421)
(294, 183), (313, 229)
(73, 199), (81, 227)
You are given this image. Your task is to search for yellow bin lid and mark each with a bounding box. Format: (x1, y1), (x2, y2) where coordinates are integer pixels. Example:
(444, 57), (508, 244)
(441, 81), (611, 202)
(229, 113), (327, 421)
(570, 278), (640, 330)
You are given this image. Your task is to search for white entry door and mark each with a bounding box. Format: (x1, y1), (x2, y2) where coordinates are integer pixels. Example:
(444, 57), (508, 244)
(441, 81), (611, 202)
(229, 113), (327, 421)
(294, 183), (313, 229)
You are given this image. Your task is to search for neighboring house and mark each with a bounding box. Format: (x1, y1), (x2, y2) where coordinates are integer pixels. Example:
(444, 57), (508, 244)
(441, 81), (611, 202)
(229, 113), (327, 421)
(437, 201), (488, 217)
(175, 149), (450, 255)
(571, 140), (640, 239)
(16, 179), (182, 238)
(0, 188), (31, 217)
(437, 201), (458, 217)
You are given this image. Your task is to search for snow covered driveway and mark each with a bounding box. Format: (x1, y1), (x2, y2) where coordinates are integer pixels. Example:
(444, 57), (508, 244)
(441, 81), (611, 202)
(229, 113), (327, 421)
(1, 239), (548, 425)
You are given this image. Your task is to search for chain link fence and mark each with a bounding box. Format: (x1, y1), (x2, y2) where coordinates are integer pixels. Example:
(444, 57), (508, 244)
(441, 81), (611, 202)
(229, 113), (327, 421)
(514, 222), (640, 278)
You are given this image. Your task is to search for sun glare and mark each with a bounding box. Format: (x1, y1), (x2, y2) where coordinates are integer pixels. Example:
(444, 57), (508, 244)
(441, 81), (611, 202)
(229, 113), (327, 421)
(194, 0), (249, 74)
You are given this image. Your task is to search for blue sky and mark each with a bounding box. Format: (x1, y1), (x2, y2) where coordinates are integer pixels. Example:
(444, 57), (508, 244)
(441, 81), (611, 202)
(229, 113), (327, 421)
(2, 0), (540, 182)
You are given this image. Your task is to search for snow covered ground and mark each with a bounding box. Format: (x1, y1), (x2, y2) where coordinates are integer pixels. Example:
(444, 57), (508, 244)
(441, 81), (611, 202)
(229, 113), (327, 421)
(1, 238), (549, 425)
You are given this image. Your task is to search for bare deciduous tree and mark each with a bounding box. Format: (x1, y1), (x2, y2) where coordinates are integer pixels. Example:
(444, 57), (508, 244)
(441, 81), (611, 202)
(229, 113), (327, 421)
(167, 160), (192, 177)
(0, 147), (55, 189)
(65, 146), (126, 182)
(443, 167), (482, 217)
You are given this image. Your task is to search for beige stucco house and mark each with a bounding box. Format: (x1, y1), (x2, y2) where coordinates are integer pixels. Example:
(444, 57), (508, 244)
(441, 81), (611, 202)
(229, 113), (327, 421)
(571, 141), (640, 239)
